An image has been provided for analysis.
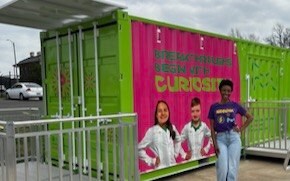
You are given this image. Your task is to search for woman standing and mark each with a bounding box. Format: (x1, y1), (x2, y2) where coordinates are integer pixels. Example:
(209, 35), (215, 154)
(138, 100), (180, 169)
(208, 79), (253, 181)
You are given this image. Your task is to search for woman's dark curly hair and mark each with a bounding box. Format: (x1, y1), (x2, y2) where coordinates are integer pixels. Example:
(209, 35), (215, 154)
(219, 79), (233, 91)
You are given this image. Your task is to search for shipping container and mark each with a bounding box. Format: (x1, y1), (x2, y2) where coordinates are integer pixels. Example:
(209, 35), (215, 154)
(39, 9), (290, 179)
(1, 1), (290, 180)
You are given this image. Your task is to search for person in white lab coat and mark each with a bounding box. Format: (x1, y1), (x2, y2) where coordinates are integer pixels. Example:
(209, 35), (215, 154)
(179, 97), (212, 162)
(138, 100), (180, 169)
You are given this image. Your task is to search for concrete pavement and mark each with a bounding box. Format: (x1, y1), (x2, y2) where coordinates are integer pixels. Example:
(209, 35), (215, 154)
(158, 156), (290, 181)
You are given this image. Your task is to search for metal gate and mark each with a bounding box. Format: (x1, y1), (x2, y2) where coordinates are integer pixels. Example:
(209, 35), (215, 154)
(243, 100), (290, 170)
(0, 113), (139, 181)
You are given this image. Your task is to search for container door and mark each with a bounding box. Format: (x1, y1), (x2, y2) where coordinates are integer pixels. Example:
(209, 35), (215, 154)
(43, 34), (79, 117)
(95, 25), (120, 180)
(44, 22), (120, 178)
(43, 32), (80, 165)
(74, 23), (119, 178)
(248, 56), (280, 101)
(78, 25), (120, 118)
(247, 55), (281, 145)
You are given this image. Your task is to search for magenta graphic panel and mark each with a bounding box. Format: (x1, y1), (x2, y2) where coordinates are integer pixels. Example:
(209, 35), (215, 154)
(132, 21), (241, 172)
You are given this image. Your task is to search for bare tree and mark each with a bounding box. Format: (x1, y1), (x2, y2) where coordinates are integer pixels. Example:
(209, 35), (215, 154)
(229, 28), (260, 42)
(248, 33), (260, 42)
(265, 23), (290, 48)
(230, 28), (243, 39)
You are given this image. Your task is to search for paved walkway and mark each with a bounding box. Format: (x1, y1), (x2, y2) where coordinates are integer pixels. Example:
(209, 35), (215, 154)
(158, 156), (290, 181)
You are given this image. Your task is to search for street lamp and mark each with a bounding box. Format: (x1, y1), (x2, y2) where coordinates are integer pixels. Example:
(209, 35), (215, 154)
(6, 39), (18, 81)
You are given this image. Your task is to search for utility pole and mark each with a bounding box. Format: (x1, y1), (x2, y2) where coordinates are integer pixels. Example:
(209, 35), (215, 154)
(6, 39), (18, 82)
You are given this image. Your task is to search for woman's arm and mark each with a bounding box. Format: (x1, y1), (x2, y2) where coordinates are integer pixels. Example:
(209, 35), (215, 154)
(240, 112), (254, 132)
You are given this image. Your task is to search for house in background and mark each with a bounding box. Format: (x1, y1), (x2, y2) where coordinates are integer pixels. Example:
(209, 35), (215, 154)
(17, 52), (42, 85)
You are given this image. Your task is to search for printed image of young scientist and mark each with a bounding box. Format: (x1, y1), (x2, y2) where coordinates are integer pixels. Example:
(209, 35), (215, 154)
(138, 100), (181, 169)
(179, 97), (212, 162)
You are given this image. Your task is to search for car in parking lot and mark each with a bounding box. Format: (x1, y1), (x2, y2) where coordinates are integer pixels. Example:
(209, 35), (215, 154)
(6, 82), (43, 100)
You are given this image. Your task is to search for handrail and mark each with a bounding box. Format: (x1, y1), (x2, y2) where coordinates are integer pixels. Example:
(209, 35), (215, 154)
(0, 107), (39, 111)
(0, 113), (137, 126)
(242, 100), (290, 104)
(0, 112), (139, 181)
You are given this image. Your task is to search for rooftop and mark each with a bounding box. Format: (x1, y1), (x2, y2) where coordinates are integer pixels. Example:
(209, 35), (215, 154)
(17, 52), (41, 65)
(0, 0), (127, 30)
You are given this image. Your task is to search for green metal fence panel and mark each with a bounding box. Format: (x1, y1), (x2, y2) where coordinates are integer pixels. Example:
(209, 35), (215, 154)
(236, 41), (290, 102)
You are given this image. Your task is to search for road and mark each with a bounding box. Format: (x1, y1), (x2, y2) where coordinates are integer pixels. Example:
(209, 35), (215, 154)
(0, 97), (43, 109)
(0, 97), (44, 121)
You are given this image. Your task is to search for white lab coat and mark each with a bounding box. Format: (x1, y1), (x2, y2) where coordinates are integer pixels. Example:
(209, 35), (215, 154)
(138, 124), (180, 169)
(179, 121), (212, 160)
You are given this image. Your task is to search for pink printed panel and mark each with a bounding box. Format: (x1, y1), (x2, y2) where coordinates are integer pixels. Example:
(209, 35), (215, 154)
(132, 21), (241, 172)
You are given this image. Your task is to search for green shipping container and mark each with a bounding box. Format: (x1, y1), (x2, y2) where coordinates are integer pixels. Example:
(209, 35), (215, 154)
(2, 1), (289, 180)
(39, 9), (290, 180)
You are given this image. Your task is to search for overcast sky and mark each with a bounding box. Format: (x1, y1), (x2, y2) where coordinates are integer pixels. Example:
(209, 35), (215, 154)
(1, 0), (290, 76)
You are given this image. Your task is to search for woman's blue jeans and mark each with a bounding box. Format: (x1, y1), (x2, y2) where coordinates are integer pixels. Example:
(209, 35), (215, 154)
(216, 130), (241, 181)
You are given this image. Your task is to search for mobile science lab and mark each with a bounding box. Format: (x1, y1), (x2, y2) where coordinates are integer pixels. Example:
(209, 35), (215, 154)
(41, 9), (290, 178)
(41, 11), (290, 180)
(2, 2), (289, 180)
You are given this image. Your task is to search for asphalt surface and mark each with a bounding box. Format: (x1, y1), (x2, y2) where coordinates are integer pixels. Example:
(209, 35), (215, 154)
(0, 96), (43, 109)
(0, 97), (43, 121)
